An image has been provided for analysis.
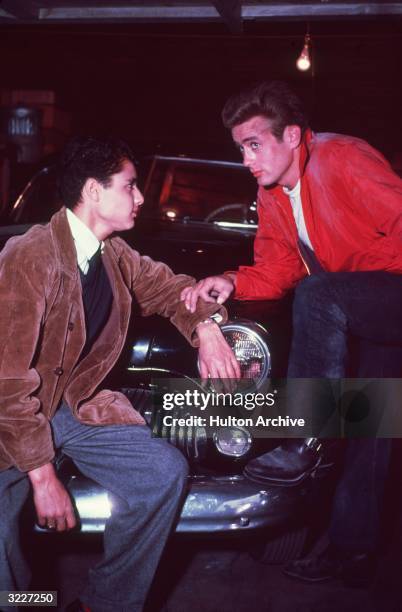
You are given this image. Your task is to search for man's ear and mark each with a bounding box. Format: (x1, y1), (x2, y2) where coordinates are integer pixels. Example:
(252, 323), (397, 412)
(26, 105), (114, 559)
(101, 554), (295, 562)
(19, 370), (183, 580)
(283, 125), (302, 149)
(82, 177), (101, 203)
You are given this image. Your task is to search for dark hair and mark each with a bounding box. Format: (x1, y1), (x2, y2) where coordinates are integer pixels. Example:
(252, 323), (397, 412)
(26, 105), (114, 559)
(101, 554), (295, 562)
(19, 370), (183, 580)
(58, 136), (136, 209)
(222, 81), (309, 140)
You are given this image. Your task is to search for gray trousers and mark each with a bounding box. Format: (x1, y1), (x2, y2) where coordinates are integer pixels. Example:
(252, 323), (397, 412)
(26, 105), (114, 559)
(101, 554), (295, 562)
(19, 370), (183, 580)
(0, 401), (189, 611)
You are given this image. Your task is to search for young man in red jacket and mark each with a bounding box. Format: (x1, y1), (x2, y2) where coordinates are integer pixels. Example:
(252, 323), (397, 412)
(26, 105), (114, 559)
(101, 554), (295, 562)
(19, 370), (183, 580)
(182, 81), (402, 584)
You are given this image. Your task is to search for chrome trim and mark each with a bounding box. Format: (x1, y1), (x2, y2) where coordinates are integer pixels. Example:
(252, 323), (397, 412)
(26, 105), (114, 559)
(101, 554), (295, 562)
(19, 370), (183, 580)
(305, 437), (322, 453)
(126, 366), (205, 389)
(35, 472), (310, 534)
(143, 155), (245, 169)
(11, 166), (50, 220)
(213, 221), (257, 230)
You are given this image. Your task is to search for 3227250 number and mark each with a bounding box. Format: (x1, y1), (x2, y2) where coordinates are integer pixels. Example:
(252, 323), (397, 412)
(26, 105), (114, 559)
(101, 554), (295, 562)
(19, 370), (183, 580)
(0, 591), (57, 607)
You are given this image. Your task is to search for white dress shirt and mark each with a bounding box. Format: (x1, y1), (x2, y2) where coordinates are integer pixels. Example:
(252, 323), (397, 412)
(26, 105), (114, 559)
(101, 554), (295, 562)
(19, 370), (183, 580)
(66, 208), (104, 274)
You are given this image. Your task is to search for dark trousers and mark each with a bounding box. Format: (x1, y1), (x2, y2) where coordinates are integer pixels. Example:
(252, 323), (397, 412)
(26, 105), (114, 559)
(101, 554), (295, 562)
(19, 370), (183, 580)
(0, 402), (188, 611)
(287, 271), (402, 553)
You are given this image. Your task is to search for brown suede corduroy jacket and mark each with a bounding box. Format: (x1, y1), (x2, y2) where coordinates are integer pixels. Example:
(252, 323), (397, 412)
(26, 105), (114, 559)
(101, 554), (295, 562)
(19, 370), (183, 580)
(0, 208), (226, 472)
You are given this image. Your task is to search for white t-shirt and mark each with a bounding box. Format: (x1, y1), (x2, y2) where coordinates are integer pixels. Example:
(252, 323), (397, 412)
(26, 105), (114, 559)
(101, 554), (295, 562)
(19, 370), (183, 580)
(283, 180), (314, 251)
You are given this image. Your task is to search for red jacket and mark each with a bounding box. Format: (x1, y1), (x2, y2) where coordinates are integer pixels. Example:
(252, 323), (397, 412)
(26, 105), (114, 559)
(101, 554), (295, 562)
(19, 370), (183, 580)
(234, 130), (402, 300)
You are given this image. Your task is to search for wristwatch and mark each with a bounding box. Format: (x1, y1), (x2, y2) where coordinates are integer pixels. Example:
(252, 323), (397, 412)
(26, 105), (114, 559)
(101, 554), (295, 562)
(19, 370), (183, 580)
(195, 317), (217, 329)
(195, 313), (223, 329)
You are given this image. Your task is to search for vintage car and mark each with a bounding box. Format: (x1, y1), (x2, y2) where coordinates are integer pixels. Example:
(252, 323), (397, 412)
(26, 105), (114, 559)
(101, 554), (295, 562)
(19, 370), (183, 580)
(1, 156), (335, 562)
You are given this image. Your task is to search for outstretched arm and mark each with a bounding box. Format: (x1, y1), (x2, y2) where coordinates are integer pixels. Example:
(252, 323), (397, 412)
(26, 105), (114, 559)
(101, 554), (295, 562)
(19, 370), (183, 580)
(181, 274), (236, 313)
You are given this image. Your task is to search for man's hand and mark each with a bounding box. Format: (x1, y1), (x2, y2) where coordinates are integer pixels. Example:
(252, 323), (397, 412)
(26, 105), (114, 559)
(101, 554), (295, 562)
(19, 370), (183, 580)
(197, 321), (240, 385)
(181, 274), (236, 313)
(28, 462), (76, 532)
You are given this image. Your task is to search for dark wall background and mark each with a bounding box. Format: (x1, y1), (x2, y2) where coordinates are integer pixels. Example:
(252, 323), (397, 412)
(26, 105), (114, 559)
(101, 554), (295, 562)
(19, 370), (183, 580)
(1, 18), (401, 161)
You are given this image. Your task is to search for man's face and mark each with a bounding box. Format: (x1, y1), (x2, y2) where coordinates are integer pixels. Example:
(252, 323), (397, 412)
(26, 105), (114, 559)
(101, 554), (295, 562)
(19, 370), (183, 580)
(97, 159), (144, 236)
(232, 115), (300, 189)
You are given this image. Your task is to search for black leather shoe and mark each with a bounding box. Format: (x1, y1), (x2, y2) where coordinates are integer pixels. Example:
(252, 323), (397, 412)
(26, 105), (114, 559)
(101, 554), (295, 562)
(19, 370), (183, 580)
(243, 438), (322, 485)
(284, 546), (342, 583)
(64, 599), (91, 612)
(283, 545), (376, 587)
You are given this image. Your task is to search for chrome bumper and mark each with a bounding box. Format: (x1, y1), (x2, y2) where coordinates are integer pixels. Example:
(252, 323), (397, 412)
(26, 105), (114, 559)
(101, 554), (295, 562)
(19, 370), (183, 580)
(36, 472), (311, 534)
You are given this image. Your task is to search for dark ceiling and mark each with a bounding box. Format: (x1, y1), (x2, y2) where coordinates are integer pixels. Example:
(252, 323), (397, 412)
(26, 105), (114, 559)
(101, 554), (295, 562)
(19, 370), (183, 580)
(1, 2), (401, 161)
(1, 2), (402, 29)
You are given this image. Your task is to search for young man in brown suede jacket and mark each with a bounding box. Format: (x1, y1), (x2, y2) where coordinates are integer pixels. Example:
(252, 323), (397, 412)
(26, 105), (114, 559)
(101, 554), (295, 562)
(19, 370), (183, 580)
(0, 136), (239, 611)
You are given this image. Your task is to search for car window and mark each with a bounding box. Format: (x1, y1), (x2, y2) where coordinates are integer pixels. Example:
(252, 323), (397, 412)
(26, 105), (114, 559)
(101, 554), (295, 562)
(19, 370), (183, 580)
(144, 159), (257, 223)
(9, 166), (61, 225)
(5, 158), (258, 229)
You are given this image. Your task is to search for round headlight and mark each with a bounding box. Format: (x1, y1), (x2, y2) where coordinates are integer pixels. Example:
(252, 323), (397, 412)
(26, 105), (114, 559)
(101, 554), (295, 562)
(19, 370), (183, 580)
(220, 321), (271, 389)
(213, 426), (252, 457)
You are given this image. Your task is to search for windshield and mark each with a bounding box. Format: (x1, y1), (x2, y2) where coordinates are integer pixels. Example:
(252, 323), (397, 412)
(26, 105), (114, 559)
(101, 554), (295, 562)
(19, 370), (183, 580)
(143, 158), (257, 224)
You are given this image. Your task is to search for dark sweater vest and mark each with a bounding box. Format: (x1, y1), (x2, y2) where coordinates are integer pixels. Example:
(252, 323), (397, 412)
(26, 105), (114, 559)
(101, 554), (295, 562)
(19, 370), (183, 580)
(79, 249), (113, 359)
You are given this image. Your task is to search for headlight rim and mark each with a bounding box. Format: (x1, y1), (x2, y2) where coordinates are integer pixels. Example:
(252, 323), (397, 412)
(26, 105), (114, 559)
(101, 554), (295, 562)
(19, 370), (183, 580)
(218, 319), (271, 389)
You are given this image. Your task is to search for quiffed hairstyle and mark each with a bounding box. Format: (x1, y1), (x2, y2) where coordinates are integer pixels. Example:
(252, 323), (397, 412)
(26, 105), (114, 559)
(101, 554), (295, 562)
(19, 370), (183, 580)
(222, 81), (309, 140)
(58, 136), (136, 209)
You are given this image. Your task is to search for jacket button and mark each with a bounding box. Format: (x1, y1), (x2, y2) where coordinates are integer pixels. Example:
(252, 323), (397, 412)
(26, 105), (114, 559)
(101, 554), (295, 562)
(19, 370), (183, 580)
(54, 367), (64, 376)
(67, 322), (74, 331)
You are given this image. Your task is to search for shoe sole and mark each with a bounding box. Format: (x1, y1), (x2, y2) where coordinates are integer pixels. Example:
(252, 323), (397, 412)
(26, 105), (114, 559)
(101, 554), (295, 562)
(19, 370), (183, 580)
(243, 455), (322, 487)
(283, 567), (340, 583)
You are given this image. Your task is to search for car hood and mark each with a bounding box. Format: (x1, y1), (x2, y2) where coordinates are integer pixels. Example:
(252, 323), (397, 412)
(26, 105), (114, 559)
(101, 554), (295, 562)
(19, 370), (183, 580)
(122, 216), (255, 277)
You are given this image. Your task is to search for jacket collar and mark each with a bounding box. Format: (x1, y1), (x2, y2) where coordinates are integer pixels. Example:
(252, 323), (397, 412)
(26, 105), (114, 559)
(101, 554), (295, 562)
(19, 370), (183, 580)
(266, 128), (313, 199)
(299, 128), (312, 177)
(50, 207), (79, 277)
(49, 207), (125, 277)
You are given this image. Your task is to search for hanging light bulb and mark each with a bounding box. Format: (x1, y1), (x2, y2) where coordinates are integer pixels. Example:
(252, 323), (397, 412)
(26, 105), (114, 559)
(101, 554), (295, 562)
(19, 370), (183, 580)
(296, 34), (311, 71)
